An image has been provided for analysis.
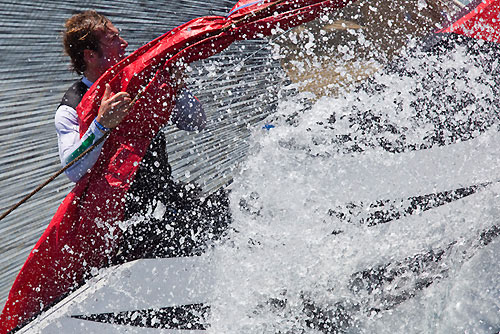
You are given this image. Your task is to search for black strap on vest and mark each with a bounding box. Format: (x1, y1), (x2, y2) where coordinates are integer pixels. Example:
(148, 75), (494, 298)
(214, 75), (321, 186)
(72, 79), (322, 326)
(59, 80), (89, 110)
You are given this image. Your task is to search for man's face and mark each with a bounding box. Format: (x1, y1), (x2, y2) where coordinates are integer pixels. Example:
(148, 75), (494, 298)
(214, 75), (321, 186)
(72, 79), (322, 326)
(95, 22), (128, 73)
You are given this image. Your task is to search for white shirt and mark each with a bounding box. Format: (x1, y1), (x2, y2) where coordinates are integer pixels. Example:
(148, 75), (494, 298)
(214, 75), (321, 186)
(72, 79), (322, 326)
(55, 78), (205, 182)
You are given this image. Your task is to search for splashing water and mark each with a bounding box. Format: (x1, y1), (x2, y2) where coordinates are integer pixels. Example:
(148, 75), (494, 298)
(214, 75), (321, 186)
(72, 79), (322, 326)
(208, 39), (500, 334)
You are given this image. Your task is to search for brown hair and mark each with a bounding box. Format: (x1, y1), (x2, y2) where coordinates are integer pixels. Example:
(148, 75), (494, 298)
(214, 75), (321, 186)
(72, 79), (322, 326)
(62, 10), (110, 75)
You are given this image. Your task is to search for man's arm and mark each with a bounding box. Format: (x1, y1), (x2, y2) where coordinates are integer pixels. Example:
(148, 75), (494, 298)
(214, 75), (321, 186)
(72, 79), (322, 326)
(170, 87), (206, 131)
(55, 105), (107, 182)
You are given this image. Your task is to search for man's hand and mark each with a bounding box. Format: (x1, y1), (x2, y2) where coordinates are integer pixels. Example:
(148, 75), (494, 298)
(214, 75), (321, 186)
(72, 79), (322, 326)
(96, 83), (131, 129)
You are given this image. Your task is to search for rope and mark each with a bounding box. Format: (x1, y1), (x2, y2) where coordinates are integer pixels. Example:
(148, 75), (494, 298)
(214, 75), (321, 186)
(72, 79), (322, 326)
(0, 132), (110, 222)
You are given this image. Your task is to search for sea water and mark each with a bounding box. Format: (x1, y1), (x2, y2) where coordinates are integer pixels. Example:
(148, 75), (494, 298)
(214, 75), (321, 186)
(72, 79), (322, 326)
(208, 41), (500, 333)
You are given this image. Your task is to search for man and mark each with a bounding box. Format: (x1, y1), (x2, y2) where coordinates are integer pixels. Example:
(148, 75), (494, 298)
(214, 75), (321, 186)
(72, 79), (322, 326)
(55, 8), (229, 262)
(0, 10), (228, 333)
(56, 10), (223, 261)
(56, 10), (206, 182)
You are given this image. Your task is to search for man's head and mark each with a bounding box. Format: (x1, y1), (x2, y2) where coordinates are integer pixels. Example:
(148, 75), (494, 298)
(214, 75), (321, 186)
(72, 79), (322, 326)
(63, 10), (128, 78)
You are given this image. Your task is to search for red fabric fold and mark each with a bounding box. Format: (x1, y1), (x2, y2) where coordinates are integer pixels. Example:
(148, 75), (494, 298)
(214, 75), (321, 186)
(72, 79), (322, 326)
(438, 0), (500, 43)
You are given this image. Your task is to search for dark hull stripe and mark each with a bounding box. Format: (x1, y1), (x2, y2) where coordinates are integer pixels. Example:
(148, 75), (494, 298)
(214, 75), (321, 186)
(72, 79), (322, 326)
(71, 303), (209, 330)
(304, 224), (500, 333)
(328, 182), (491, 229)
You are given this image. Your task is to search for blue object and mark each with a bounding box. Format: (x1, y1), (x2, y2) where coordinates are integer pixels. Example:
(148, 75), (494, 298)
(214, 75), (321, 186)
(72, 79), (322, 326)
(93, 118), (110, 132)
(262, 124), (275, 130)
(227, 1), (264, 17)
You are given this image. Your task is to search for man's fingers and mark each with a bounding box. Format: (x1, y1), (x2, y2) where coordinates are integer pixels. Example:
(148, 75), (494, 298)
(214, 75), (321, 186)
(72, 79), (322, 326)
(109, 92), (131, 104)
(110, 96), (131, 105)
(110, 99), (132, 112)
(113, 91), (130, 99)
(102, 83), (112, 101)
(104, 87), (130, 103)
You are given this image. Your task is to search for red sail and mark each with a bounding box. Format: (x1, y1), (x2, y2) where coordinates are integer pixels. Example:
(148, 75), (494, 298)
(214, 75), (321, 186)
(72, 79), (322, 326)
(438, 0), (500, 43)
(0, 1), (351, 332)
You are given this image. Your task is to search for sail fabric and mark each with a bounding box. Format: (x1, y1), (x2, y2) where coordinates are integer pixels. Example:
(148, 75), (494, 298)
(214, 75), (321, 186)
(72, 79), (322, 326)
(0, 0), (352, 332)
(438, 0), (500, 43)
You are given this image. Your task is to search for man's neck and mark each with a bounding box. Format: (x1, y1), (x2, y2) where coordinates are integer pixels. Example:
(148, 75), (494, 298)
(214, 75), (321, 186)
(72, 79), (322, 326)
(83, 68), (102, 83)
